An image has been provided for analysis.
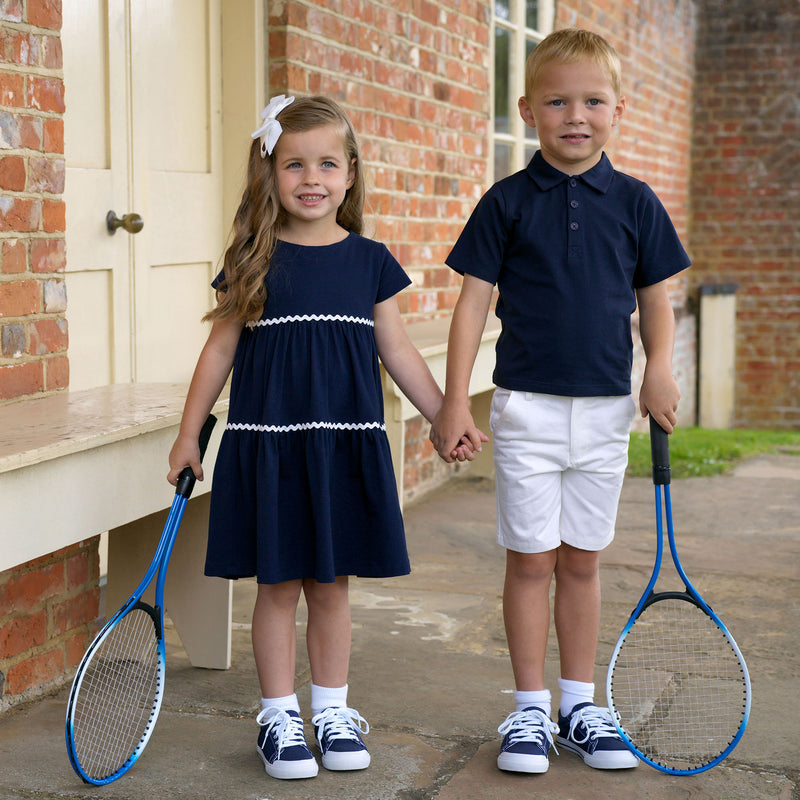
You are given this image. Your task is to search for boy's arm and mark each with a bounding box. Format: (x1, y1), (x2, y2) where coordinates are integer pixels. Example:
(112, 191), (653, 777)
(636, 279), (680, 433)
(430, 274), (495, 462)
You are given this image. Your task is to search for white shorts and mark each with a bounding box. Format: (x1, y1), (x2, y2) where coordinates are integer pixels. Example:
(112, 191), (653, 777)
(490, 391), (636, 554)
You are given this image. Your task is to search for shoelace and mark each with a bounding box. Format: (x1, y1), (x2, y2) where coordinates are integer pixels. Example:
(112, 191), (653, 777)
(497, 707), (559, 752)
(566, 705), (618, 744)
(311, 706), (369, 745)
(256, 707), (308, 755)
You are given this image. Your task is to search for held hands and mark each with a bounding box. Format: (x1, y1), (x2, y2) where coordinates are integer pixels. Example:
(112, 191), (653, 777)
(167, 432), (204, 487)
(639, 361), (680, 434)
(430, 398), (489, 463)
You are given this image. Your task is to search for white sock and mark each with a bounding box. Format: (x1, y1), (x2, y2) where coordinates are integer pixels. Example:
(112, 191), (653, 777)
(514, 689), (551, 717)
(310, 683), (348, 716)
(558, 678), (594, 717)
(261, 692), (300, 718)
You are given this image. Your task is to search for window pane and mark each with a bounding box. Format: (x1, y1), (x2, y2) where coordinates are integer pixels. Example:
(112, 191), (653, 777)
(526, 37), (537, 62)
(495, 0), (510, 22)
(494, 27), (510, 134)
(526, 1), (539, 30)
(494, 142), (512, 180)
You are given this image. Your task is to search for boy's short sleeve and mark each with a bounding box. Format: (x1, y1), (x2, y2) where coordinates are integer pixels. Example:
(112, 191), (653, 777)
(633, 185), (691, 288)
(445, 187), (509, 284)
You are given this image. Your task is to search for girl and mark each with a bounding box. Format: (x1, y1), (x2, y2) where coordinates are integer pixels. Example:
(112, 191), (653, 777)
(167, 95), (464, 780)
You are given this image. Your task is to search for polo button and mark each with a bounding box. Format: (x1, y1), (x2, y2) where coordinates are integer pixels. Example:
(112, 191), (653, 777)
(570, 221), (579, 231)
(570, 200), (579, 208)
(569, 179), (577, 187)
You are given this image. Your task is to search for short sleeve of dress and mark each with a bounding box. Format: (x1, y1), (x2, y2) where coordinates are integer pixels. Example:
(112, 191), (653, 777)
(375, 242), (412, 303)
(211, 268), (225, 290)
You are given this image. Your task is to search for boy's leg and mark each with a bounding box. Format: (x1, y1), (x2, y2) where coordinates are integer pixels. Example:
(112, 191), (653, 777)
(496, 548), (561, 774)
(553, 543), (600, 684)
(304, 577), (370, 772)
(504, 548), (557, 691)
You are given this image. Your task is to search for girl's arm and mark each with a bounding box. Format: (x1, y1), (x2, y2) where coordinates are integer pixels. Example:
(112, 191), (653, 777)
(636, 279), (680, 433)
(373, 295), (444, 424)
(167, 315), (243, 485)
(430, 274), (494, 462)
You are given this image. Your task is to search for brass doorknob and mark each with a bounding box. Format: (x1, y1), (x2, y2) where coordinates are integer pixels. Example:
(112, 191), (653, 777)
(106, 211), (144, 235)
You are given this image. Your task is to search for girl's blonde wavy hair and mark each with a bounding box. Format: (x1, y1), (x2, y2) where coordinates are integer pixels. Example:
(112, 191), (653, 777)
(206, 95), (365, 323)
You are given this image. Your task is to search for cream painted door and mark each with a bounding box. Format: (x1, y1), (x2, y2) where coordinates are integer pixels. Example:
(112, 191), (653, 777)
(64, 0), (223, 390)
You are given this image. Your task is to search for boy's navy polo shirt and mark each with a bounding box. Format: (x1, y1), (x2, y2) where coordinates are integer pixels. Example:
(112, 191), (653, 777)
(446, 151), (690, 397)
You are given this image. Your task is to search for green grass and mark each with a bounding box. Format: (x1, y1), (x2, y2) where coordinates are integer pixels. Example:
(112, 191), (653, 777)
(627, 426), (800, 479)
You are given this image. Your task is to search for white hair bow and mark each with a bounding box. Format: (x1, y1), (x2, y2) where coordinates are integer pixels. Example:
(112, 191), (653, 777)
(251, 94), (295, 157)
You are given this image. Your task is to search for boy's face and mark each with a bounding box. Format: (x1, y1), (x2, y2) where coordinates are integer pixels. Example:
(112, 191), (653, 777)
(519, 58), (625, 175)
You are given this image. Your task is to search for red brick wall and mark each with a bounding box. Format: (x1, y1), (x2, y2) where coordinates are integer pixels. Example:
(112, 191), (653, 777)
(691, 0), (800, 428)
(0, 539), (100, 712)
(0, 0), (68, 403)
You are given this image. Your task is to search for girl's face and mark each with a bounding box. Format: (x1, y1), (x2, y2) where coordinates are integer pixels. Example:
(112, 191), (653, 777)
(519, 58), (625, 175)
(272, 124), (356, 243)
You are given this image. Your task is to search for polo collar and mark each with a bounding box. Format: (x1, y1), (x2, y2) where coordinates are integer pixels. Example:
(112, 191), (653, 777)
(526, 150), (614, 194)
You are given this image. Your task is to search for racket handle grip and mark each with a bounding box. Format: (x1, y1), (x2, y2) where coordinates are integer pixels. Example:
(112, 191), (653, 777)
(176, 414), (218, 498)
(649, 416), (671, 485)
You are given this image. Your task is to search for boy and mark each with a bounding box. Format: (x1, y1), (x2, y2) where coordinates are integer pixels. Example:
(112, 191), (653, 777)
(431, 29), (690, 773)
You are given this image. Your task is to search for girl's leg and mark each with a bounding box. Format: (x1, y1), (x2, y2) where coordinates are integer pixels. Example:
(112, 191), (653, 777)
(553, 542), (601, 684)
(503, 548), (558, 691)
(252, 579), (303, 698)
(303, 576), (351, 689)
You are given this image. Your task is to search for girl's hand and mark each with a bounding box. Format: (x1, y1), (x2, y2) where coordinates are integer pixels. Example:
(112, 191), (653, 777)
(431, 398), (488, 462)
(167, 432), (203, 486)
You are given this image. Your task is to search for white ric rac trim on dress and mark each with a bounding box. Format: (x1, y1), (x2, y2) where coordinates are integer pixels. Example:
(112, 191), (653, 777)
(227, 421), (387, 433)
(246, 314), (375, 328)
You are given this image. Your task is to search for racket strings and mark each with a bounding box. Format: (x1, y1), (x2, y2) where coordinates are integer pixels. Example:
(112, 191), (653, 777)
(609, 597), (748, 771)
(71, 607), (162, 780)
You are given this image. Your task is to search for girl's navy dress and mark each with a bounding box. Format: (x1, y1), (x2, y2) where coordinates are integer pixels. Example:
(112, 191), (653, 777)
(205, 234), (412, 584)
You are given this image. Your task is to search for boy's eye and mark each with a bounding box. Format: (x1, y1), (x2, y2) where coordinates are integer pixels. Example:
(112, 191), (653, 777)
(550, 99), (564, 107)
(587, 98), (601, 106)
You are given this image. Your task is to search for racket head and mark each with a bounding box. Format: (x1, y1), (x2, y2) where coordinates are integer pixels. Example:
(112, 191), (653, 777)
(606, 593), (750, 774)
(65, 601), (165, 785)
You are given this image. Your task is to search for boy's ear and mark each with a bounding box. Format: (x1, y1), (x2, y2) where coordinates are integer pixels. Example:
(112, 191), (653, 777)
(613, 95), (627, 126)
(518, 96), (536, 130)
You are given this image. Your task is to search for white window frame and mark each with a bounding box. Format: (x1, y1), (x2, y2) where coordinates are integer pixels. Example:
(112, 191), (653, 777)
(492, 0), (554, 181)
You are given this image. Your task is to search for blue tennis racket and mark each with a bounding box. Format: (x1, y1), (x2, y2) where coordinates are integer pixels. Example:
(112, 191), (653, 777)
(65, 414), (217, 785)
(606, 417), (751, 774)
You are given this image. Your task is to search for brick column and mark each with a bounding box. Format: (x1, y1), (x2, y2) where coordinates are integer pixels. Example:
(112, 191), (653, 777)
(0, 0), (68, 401)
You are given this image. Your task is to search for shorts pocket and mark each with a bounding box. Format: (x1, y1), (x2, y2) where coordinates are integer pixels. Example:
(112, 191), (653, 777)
(489, 387), (513, 432)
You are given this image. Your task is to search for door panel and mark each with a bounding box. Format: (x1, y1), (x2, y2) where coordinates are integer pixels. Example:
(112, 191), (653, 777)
(63, 0), (222, 388)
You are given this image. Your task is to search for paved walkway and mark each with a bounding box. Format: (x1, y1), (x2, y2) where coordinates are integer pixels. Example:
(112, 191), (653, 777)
(1, 454), (798, 799)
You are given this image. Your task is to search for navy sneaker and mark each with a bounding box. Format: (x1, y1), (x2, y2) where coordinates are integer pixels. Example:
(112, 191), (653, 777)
(311, 706), (370, 771)
(256, 708), (319, 779)
(497, 706), (560, 773)
(557, 702), (639, 769)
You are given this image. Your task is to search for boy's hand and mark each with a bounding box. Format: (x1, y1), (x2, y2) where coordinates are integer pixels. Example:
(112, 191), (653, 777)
(639, 362), (680, 434)
(431, 398), (488, 462)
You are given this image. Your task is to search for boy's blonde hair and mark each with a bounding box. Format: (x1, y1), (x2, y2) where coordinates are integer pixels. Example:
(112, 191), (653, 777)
(208, 96), (364, 323)
(524, 28), (622, 99)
